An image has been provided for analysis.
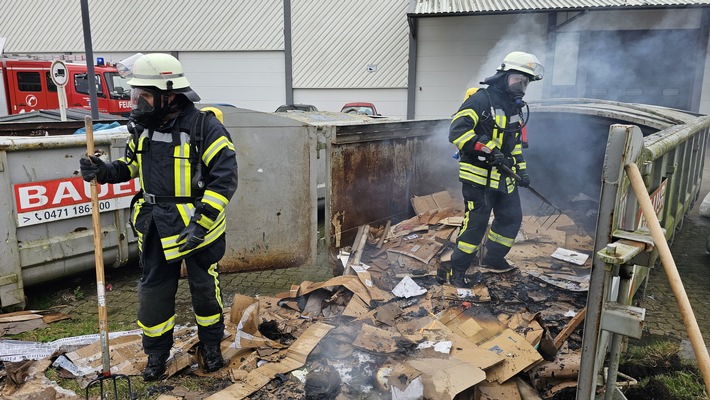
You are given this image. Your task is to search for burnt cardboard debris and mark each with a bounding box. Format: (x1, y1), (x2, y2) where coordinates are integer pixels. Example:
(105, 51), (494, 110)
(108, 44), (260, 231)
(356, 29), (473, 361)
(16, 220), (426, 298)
(0, 310), (70, 337)
(0, 190), (595, 399)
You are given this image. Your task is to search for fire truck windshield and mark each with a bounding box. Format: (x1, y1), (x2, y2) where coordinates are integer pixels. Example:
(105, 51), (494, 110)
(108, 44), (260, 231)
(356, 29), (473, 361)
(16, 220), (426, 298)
(106, 72), (131, 100)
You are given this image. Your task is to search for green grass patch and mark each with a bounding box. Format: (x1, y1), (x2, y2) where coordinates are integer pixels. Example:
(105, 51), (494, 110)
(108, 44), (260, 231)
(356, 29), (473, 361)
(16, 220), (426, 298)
(621, 340), (708, 400)
(653, 370), (707, 399)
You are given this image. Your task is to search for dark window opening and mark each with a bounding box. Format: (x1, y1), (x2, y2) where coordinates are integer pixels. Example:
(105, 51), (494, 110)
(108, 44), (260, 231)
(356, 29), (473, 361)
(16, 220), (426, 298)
(74, 73), (104, 96)
(17, 72), (42, 92)
(45, 72), (57, 92)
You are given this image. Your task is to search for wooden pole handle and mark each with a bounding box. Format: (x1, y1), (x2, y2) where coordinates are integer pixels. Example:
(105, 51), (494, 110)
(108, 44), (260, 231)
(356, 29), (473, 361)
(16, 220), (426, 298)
(626, 162), (710, 394)
(85, 116), (111, 374)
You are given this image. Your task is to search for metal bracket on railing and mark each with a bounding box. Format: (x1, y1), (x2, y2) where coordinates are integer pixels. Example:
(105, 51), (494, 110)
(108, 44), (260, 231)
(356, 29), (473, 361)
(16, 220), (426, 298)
(601, 301), (647, 400)
(601, 302), (646, 339)
(597, 239), (646, 268)
(611, 229), (661, 248)
(596, 239), (648, 400)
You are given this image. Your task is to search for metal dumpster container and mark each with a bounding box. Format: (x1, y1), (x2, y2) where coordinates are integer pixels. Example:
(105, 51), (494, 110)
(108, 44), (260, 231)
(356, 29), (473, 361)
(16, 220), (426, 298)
(0, 106), (443, 309)
(0, 106), (328, 309)
(322, 98), (709, 399)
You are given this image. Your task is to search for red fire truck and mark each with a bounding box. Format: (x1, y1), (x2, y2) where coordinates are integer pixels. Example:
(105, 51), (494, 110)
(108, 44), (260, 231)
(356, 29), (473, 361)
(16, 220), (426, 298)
(0, 55), (132, 116)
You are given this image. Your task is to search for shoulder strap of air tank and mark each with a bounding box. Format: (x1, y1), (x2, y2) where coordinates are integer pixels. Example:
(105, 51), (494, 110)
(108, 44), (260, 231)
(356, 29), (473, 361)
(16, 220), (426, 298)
(189, 111), (213, 192)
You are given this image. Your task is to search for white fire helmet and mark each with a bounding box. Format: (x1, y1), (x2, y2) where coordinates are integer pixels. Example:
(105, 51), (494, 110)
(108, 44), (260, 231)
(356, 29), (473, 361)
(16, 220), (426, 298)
(122, 53), (200, 101)
(497, 51), (544, 81)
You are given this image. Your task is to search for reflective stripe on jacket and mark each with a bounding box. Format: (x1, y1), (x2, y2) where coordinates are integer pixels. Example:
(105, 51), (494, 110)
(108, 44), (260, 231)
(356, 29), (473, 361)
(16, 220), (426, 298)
(449, 86), (526, 193)
(114, 104), (238, 261)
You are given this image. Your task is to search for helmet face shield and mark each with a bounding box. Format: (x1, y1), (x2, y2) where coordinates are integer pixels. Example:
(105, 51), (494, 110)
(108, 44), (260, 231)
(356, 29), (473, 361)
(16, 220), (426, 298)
(116, 53), (144, 79)
(509, 61), (544, 81)
(507, 73), (530, 97)
(129, 86), (173, 128)
(130, 87), (157, 113)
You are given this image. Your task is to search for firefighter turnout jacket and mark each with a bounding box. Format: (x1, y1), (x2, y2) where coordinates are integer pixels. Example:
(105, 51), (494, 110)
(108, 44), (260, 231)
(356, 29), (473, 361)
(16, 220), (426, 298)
(449, 85), (526, 193)
(107, 103), (238, 261)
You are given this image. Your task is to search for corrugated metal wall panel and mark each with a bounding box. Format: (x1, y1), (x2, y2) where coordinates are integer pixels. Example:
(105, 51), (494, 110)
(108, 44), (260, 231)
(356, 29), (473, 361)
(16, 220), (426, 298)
(0, 1), (83, 52)
(292, 0), (409, 88)
(0, 0), (283, 53)
(411, 0), (710, 14)
(180, 52), (286, 112)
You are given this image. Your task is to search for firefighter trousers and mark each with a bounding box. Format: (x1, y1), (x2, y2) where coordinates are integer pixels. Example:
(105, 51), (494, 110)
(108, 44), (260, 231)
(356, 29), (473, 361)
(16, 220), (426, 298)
(450, 183), (522, 274)
(138, 219), (226, 355)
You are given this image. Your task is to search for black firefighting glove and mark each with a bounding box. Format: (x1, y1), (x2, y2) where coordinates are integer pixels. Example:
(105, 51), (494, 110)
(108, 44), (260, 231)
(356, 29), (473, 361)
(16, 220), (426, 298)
(177, 218), (208, 252)
(79, 155), (109, 183)
(519, 171), (531, 188)
(488, 149), (507, 167)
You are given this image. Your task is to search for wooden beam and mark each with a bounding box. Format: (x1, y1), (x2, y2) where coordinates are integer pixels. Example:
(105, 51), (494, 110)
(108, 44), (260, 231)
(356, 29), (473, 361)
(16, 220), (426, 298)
(554, 307), (587, 350)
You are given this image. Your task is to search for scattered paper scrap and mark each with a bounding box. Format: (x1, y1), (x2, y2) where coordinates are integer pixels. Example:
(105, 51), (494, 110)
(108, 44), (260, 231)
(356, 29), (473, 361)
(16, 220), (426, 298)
(416, 340), (452, 354)
(551, 248), (589, 265)
(392, 276), (427, 298)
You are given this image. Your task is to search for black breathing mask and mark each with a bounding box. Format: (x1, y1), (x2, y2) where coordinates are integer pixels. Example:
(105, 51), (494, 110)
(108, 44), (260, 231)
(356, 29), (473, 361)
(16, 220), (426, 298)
(506, 73), (530, 108)
(129, 87), (179, 129)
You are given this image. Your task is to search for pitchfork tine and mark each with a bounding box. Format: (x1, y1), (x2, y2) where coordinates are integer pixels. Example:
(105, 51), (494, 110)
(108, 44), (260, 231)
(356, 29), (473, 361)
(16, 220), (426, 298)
(497, 164), (564, 230)
(540, 206), (563, 230)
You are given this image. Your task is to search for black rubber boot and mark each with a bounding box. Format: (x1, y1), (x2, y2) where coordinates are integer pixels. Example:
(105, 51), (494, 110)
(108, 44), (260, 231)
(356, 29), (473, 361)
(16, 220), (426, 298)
(201, 343), (225, 373)
(449, 269), (472, 288)
(436, 258), (452, 284)
(436, 266), (450, 284)
(142, 353), (169, 381)
(482, 255), (516, 273)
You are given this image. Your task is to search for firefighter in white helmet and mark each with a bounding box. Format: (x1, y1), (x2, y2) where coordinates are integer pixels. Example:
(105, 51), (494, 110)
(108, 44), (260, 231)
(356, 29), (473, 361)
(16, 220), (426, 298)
(440, 51), (543, 287)
(79, 53), (238, 380)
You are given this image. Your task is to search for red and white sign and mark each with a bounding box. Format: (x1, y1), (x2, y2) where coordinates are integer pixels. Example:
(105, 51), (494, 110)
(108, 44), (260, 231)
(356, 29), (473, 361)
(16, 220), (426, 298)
(26, 94), (38, 108)
(619, 178), (668, 231)
(637, 178), (667, 229)
(13, 177), (140, 227)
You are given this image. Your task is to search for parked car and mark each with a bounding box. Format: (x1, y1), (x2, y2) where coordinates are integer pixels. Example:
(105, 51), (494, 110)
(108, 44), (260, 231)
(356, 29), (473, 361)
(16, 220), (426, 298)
(340, 102), (379, 116)
(275, 104), (318, 112)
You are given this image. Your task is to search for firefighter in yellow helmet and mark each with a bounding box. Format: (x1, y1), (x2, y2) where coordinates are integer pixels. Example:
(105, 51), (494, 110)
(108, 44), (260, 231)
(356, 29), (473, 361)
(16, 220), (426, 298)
(440, 51), (543, 287)
(79, 53), (238, 380)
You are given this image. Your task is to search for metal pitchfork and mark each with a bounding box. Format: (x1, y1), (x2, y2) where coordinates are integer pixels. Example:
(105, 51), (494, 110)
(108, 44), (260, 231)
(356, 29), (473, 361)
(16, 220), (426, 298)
(498, 164), (563, 230)
(83, 116), (133, 400)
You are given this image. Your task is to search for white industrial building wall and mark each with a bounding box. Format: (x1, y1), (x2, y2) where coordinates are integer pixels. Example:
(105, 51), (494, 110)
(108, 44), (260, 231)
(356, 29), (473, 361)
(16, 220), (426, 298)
(413, 9), (709, 119)
(3, 2), (708, 118)
(179, 52), (286, 113)
(289, 0), (411, 118)
(0, 0), (283, 53)
(413, 14), (548, 120)
(291, 0), (409, 89)
(87, 51), (287, 113)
